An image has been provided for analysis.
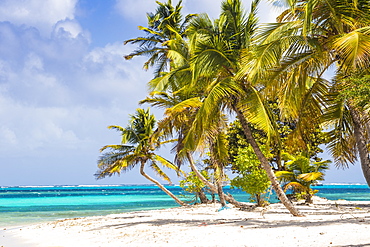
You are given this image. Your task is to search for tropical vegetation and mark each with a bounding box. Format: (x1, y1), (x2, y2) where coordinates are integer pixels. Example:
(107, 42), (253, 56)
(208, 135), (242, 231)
(97, 0), (370, 216)
(95, 108), (187, 206)
(276, 153), (330, 203)
(231, 146), (272, 207)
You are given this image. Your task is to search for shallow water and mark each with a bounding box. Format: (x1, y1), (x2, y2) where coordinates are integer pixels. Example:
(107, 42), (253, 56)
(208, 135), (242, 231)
(0, 184), (369, 227)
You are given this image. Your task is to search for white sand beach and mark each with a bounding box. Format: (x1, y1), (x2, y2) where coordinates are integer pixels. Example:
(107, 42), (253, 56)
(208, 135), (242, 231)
(2, 197), (370, 247)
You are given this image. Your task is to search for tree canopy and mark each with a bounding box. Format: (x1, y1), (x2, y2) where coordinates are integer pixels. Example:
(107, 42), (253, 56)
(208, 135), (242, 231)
(97, 0), (370, 214)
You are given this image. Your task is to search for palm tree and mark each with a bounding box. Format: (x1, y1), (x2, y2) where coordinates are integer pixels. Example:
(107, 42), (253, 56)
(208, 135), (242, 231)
(124, 0), (195, 77)
(125, 0), (302, 215)
(142, 91), (248, 207)
(136, 12), (246, 207)
(257, 0), (370, 185)
(276, 153), (330, 203)
(95, 108), (187, 206)
(182, 0), (303, 216)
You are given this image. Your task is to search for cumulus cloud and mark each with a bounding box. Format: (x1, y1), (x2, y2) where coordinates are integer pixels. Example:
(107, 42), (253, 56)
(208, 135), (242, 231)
(52, 19), (86, 39)
(0, 0), (77, 37)
(0, 30), (149, 163)
(0, 1), (150, 169)
(0, 0), (282, 186)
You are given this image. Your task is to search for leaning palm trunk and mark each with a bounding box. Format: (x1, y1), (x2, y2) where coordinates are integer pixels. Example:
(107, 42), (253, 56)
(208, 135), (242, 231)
(216, 178), (227, 207)
(188, 159), (209, 203)
(350, 107), (370, 187)
(234, 109), (303, 216)
(140, 161), (187, 206)
(186, 152), (248, 208)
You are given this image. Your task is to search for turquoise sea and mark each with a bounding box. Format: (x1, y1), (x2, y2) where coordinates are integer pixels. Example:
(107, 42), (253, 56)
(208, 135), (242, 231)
(1, 184), (369, 228)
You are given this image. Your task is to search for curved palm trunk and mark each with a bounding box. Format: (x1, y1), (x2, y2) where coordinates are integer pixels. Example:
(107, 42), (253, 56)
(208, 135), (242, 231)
(187, 155), (209, 203)
(186, 152), (248, 208)
(140, 161), (187, 206)
(216, 178), (227, 207)
(234, 108), (303, 216)
(349, 106), (370, 187)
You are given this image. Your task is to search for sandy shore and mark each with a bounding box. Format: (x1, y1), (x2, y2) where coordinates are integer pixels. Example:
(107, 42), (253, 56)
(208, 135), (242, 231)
(2, 197), (370, 247)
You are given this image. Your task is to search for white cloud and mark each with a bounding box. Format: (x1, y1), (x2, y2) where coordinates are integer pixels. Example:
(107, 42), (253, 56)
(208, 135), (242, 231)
(0, 0), (282, 187)
(0, 38), (150, 160)
(81, 42), (150, 102)
(0, 0), (77, 37)
(52, 19), (85, 39)
(0, 126), (17, 146)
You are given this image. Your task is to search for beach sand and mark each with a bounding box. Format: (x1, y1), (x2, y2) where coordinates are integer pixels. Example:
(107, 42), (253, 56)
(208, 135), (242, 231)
(2, 197), (370, 247)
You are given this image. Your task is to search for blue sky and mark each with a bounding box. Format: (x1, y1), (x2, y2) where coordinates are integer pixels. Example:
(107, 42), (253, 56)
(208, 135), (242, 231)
(0, 0), (366, 186)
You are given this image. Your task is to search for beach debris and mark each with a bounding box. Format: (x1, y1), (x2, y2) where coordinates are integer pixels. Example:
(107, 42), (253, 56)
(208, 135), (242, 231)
(198, 222), (208, 226)
(217, 206), (230, 212)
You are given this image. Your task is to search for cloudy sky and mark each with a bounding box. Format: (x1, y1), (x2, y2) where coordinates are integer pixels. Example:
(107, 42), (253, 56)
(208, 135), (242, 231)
(0, 0), (365, 186)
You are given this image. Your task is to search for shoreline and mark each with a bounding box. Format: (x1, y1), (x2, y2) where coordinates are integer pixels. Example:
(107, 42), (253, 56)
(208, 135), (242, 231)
(2, 197), (370, 247)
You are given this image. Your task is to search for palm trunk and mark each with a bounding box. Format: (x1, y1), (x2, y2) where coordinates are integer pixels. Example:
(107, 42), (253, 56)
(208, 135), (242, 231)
(234, 108), (303, 216)
(186, 152), (248, 208)
(255, 194), (263, 207)
(196, 191), (209, 203)
(217, 178), (226, 207)
(187, 154), (209, 203)
(140, 161), (187, 206)
(349, 106), (370, 187)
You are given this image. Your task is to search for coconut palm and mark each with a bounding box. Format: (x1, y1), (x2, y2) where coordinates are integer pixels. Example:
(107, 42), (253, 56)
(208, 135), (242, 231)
(276, 153), (330, 203)
(256, 0), (370, 185)
(95, 108), (187, 206)
(124, 0), (302, 215)
(142, 90), (249, 207)
(124, 0), (195, 77)
(137, 11), (246, 207)
(182, 0), (302, 215)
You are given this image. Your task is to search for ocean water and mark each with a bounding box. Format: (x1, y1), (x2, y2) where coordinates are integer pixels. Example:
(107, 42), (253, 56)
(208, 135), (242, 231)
(0, 184), (369, 227)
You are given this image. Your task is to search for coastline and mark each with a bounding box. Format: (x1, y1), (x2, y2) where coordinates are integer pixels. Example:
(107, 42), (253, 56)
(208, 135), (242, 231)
(2, 197), (370, 247)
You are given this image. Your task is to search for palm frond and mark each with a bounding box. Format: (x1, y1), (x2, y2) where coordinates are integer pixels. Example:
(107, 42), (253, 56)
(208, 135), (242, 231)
(275, 170), (295, 182)
(150, 162), (172, 183)
(297, 171), (323, 181)
(238, 85), (278, 142)
(333, 29), (370, 73)
(154, 154), (186, 176)
(284, 181), (307, 192)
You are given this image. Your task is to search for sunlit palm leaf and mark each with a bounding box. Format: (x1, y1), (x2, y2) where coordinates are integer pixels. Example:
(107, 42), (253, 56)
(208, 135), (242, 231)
(284, 181), (307, 192)
(238, 86), (278, 141)
(333, 30), (370, 72)
(297, 171), (323, 181)
(150, 162), (172, 183)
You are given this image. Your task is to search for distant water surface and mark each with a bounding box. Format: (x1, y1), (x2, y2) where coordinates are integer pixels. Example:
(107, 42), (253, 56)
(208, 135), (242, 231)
(0, 184), (369, 227)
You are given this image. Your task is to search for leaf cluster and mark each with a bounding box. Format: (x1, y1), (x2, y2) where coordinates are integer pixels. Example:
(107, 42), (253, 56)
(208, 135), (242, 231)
(179, 170), (210, 194)
(338, 74), (370, 110)
(230, 146), (271, 202)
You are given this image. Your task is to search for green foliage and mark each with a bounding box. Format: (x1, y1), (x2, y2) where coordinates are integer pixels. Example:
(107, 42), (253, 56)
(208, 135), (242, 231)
(275, 153), (330, 203)
(179, 170), (209, 194)
(227, 101), (329, 170)
(230, 146), (271, 206)
(96, 108), (178, 183)
(338, 75), (370, 110)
